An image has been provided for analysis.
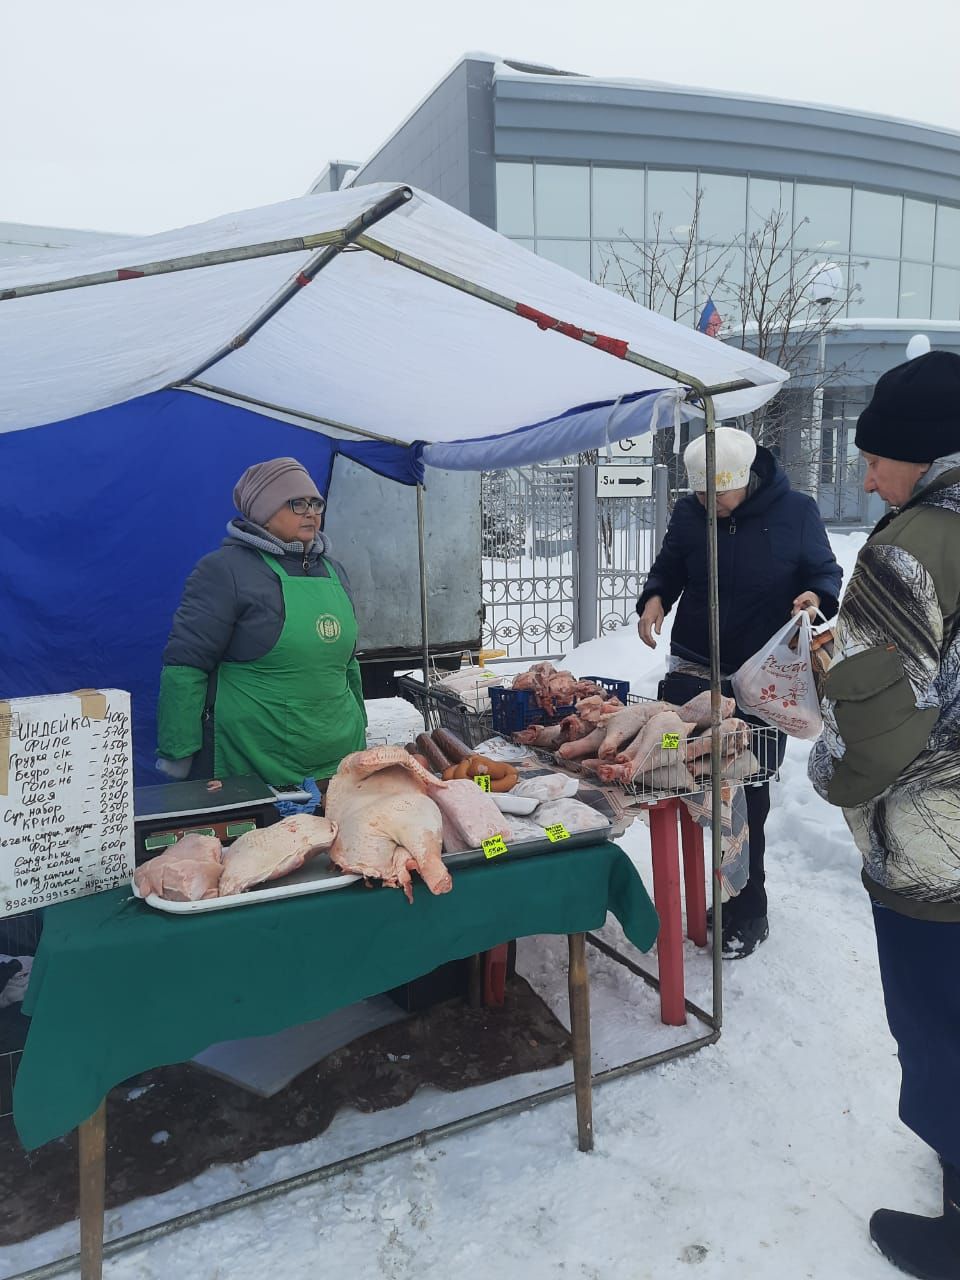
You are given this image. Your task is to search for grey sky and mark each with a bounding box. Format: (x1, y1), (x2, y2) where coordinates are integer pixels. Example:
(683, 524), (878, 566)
(4, 0), (958, 235)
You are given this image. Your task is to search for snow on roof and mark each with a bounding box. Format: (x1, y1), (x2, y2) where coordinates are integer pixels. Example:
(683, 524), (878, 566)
(491, 59), (960, 141)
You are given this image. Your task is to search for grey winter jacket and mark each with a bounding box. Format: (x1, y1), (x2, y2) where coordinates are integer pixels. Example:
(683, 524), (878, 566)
(808, 461), (960, 919)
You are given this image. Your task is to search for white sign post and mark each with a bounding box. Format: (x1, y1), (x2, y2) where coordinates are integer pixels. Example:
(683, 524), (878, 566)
(0, 689), (134, 918)
(596, 464), (654, 498)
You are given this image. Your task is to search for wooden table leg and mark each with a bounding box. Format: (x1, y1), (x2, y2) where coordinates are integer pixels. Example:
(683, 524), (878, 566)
(79, 1099), (106, 1280)
(567, 932), (593, 1153)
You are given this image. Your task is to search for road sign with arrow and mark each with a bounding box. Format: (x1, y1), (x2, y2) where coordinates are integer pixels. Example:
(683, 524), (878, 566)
(596, 464), (653, 498)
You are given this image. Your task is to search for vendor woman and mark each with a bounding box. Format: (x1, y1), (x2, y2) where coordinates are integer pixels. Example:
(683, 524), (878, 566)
(156, 457), (367, 787)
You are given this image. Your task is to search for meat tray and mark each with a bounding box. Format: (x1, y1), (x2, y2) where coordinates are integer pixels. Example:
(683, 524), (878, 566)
(133, 854), (362, 914)
(133, 818), (614, 915)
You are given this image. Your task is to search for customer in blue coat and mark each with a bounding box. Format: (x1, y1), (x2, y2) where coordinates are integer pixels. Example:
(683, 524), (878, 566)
(636, 427), (842, 957)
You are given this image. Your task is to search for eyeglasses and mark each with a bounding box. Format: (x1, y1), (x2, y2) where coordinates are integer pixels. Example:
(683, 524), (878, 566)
(288, 497), (325, 515)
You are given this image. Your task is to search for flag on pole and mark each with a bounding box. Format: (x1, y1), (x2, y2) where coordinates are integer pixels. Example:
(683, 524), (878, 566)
(697, 296), (722, 337)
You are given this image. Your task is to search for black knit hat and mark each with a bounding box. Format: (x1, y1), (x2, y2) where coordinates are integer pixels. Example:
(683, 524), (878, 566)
(855, 350), (960, 463)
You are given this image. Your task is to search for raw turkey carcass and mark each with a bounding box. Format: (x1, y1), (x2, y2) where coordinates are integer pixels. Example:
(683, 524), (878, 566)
(134, 833), (224, 902)
(219, 815), (338, 896)
(326, 746), (452, 903)
(615, 711), (696, 773)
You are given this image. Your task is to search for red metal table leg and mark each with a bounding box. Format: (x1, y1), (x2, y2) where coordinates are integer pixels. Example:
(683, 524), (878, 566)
(483, 943), (509, 1006)
(679, 803), (708, 948)
(648, 800), (686, 1026)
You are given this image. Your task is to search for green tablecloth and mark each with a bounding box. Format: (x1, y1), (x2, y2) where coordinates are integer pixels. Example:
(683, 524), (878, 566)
(15, 841), (657, 1150)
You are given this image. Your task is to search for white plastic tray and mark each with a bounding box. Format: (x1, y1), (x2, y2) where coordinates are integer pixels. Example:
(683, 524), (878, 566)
(134, 853), (361, 914)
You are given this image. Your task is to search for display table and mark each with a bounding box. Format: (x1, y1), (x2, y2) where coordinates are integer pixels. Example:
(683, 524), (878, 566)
(14, 841), (658, 1279)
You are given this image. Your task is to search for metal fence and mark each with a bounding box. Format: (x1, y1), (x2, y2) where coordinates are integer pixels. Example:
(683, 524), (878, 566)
(481, 464), (660, 659)
(0, 910), (43, 1119)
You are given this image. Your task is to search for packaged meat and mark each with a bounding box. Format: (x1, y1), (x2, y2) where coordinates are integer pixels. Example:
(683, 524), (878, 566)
(512, 773), (580, 802)
(326, 746), (451, 902)
(220, 815), (338, 896)
(432, 779), (512, 849)
(431, 727), (473, 763)
(505, 816), (547, 843)
(134, 833), (224, 902)
(532, 799), (608, 835)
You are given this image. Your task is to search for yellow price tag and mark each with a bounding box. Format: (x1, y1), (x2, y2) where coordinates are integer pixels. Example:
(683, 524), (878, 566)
(474, 774), (492, 792)
(482, 834), (509, 859)
(544, 823), (571, 843)
(661, 732), (680, 750)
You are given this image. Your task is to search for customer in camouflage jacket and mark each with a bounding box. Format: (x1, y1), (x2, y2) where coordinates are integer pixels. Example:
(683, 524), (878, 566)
(808, 351), (960, 1280)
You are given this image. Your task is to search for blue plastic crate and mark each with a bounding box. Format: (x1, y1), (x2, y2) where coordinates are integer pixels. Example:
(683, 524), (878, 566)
(582, 675), (630, 703)
(489, 687), (581, 734)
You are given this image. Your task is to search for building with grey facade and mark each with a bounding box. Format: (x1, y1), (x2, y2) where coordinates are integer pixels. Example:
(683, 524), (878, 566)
(311, 54), (960, 523)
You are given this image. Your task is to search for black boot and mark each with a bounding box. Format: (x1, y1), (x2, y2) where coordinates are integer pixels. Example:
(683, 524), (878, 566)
(721, 914), (769, 959)
(869, 1163), (960, 1278)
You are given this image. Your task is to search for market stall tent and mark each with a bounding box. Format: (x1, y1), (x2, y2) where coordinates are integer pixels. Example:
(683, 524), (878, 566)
(0, 181), (788, 782)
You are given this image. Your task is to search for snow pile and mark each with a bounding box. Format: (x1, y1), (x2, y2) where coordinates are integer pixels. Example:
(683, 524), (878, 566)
(7, 529), (936, 1280)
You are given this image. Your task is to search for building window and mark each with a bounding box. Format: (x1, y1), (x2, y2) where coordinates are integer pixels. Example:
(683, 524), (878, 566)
(850, 258), (901, 318)
(535, 164), (590, 238)
(935, 204), (960, 268)
(747, 178), (793, 240)
(697, 173), (748, 245)
(534, 239), (591, 279)
(899, 262), (933, 318)
(932, 266), (960, 320)
(794, 183), (851, 253)
(593, 240), (642, 294)
(592, 167), (644, 240)
(646, 171), (698, 245)
(902, 198), (936, 261)
(495, 162), (534, 237)
(851, 190), (902, 258)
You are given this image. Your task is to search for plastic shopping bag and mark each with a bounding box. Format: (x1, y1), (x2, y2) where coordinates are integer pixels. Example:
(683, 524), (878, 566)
(730, 613), (823, 740)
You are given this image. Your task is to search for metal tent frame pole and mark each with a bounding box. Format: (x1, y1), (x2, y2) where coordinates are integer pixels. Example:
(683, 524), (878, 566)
(0, 187), (413, 302)
(416, 483), (431, 730)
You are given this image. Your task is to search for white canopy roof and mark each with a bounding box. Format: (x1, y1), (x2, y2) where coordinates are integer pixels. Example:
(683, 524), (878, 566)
(0, 183), (788, 454)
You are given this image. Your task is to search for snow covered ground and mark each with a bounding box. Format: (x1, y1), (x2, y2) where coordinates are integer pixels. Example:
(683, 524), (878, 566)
(6, 530), (939, 1280)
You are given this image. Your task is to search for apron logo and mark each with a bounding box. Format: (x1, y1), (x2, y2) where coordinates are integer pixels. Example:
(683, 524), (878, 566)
(316, 614), (342, 643)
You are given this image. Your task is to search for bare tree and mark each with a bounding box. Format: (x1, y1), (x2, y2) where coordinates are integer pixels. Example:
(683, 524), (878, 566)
(597, 196), (870, 496)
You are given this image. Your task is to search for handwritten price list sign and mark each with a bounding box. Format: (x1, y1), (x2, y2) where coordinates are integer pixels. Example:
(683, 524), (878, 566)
(0, 689), (135, 918)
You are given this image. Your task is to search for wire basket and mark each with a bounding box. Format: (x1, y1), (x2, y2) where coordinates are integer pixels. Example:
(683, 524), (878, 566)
(0, 909), (43, 1120)
(620, 721), (782, 802)
(396, 674), (494, 750)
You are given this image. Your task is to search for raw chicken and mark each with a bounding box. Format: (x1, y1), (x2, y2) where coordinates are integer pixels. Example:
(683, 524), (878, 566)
(685, 718), (752, 761)
(134, 833), (223, 902)
(326, 746), (452, 903)
(433, 779), (512, 849)
(615, 711), (696, 773)
(219, 815), (337, 896)
(513, 723), (563, 749)
(677, 691), (737, 731)
(597, 701), (669, 759)
(558, 726), (606, 761)
(510, 663), (606, 716)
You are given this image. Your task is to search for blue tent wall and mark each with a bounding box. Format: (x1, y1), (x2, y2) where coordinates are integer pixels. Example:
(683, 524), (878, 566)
(0, 389), (420, 781)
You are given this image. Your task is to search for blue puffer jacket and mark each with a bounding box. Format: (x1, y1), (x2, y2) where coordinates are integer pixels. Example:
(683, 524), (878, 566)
(636, 447), (842, 675)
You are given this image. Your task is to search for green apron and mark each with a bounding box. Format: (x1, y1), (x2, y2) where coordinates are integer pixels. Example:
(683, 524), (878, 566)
(213, 554), (366, 785)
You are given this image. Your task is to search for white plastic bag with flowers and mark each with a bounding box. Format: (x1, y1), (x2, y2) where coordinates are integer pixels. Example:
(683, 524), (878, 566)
(730, 613), (823, 739)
